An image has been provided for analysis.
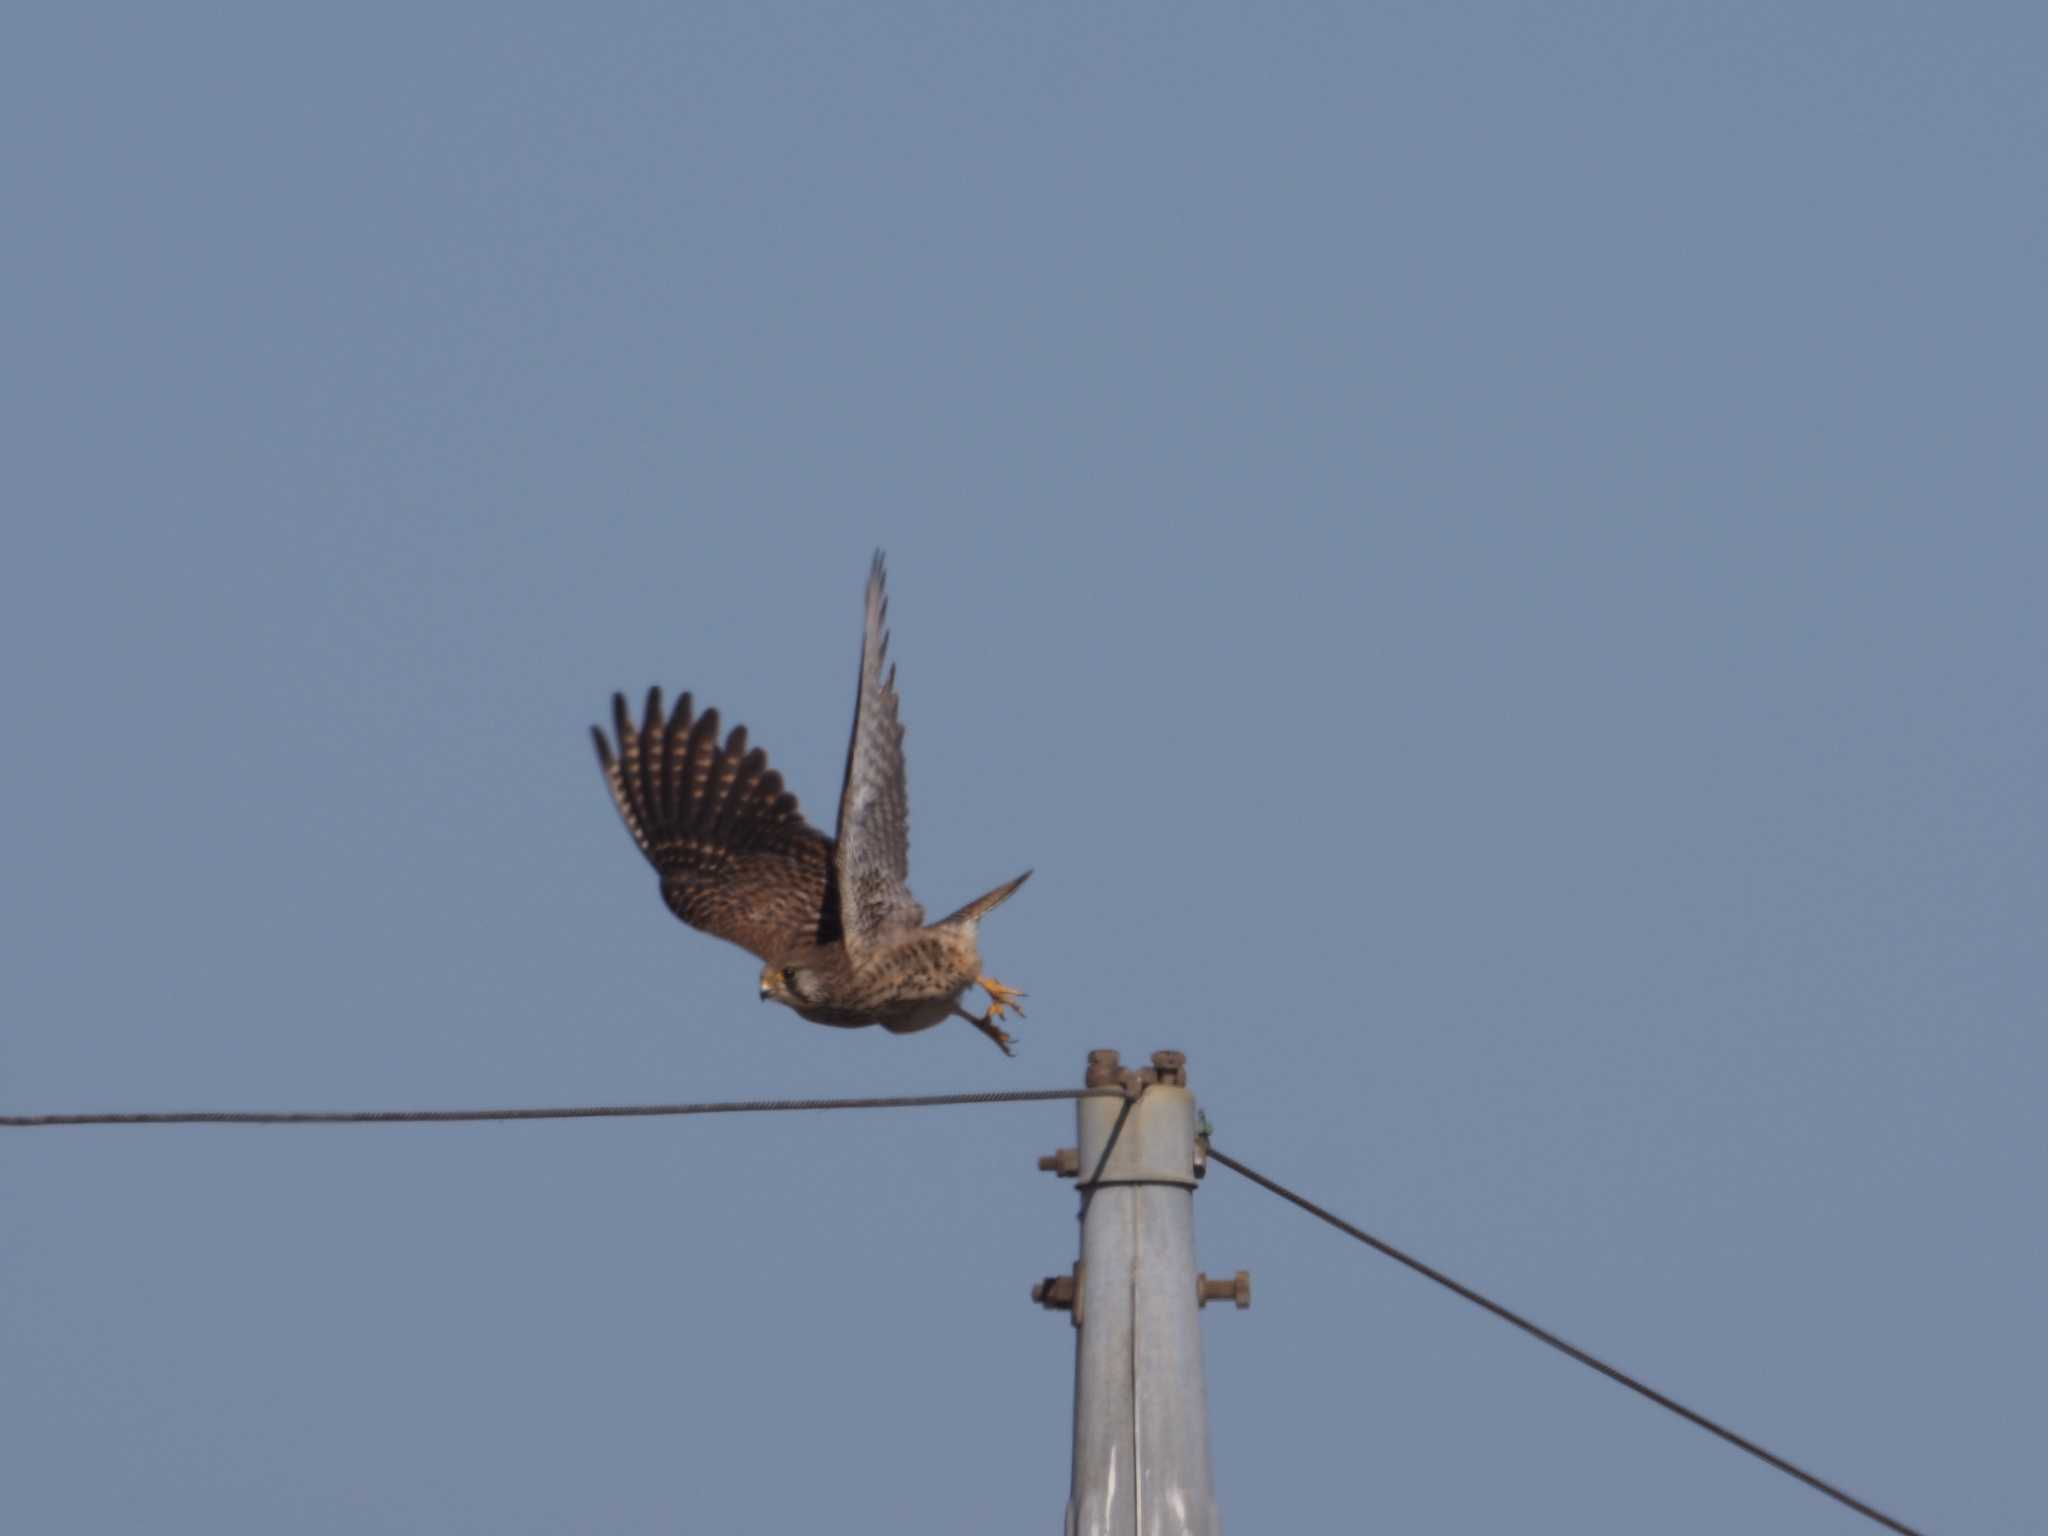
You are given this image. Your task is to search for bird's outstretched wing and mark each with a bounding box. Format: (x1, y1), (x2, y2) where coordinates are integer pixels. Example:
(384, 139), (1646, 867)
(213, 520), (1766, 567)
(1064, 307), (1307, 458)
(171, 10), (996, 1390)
(594, 688), (840, 961)
(833, 552), (925, 950)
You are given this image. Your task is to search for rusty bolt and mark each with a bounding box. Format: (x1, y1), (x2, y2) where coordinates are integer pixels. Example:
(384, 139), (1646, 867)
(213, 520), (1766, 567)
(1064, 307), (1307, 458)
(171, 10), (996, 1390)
(1032, 1274), (1076, 1309)
(1085, 1049), (1124, 1088)
(1197, 1270), (1252, 1310)
(1151, 1050), (1187, 1086)
(1033, 1264), (1085, 1325)
(1037, 1146), (1081, 1177)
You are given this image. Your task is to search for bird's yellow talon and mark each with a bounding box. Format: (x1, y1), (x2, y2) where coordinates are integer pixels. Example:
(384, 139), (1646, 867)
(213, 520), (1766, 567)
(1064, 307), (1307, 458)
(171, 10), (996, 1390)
(978, 975), (1027, 1022)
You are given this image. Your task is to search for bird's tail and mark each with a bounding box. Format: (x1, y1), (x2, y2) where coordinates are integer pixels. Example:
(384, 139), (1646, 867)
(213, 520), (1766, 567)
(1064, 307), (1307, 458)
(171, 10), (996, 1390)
(940, 869), (1032, 928)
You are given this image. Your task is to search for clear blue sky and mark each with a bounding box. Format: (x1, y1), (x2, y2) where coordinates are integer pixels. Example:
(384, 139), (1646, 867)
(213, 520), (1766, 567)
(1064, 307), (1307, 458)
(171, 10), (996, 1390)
(4, 6), (2042, 1532)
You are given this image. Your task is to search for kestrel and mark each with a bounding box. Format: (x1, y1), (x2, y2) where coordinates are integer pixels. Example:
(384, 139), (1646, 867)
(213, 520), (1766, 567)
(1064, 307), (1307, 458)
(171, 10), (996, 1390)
(592, 553), (1031, 1054)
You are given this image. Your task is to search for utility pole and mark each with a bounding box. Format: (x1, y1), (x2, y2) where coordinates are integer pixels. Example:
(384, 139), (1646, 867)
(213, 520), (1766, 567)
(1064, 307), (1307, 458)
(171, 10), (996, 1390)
(1034, 1049), (1250, 1536)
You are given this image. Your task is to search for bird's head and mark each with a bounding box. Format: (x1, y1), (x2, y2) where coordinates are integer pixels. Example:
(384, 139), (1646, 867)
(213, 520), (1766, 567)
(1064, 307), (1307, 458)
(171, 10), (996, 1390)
(759, 962), (823, 1011)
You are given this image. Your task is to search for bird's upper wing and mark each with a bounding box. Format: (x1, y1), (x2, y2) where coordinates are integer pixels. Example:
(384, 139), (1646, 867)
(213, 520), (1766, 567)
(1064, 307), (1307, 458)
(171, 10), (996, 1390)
(832, 552), (925, 951)
(594, 688), (840, 962)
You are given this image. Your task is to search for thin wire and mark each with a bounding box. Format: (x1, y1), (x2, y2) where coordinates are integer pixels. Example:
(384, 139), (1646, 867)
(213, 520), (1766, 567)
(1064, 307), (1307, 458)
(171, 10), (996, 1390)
(1075, 1092), (1139, 1222)
(1084, 1094), (1138, 1186)
(0, 1087), (1122, 1129)
(1207, 1147), (1928, 1536)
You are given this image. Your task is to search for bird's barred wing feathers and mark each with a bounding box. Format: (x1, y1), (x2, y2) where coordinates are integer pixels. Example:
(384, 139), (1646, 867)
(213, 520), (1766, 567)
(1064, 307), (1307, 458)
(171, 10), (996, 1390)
(593, 687), (839, 961)
(833, 552), (925, 951)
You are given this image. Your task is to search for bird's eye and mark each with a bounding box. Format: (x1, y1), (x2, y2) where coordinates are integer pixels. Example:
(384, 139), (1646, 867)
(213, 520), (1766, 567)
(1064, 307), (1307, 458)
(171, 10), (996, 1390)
(781, 967), (801, 991)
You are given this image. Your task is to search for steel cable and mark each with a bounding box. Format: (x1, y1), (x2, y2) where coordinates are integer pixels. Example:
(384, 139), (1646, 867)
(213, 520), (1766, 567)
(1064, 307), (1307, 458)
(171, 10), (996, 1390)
(1207, 1146), (1927, 1536)
(0, 1087), (1123, 1129)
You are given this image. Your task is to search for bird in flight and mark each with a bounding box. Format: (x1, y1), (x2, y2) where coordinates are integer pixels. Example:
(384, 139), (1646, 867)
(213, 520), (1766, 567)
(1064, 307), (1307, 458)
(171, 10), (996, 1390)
(592, 553), (1031, 1054)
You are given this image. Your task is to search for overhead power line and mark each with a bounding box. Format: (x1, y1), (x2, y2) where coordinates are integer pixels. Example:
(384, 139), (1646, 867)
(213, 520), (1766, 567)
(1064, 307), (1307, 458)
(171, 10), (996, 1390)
(0, 1087), (1121, 1129)
(1206, 1147), (1928, 1536)
(3, 1083), (1937, 1535)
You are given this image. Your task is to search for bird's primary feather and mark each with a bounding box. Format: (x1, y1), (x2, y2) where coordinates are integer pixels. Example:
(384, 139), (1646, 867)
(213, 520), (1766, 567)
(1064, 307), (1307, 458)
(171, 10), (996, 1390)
(832, 552), (926, 951)
(592, 687), (841, 962)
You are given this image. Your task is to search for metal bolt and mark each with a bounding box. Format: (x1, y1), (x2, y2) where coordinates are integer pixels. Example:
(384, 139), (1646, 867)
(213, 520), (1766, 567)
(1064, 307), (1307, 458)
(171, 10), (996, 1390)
(1033, 1264), (1084, 1326)
(1085, 1049), (1124, 1088)
(1038, 1146), (1081, 1177)
(1032, 1274), (1075, 1309)
(1197, 1270), (1252, 1310)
